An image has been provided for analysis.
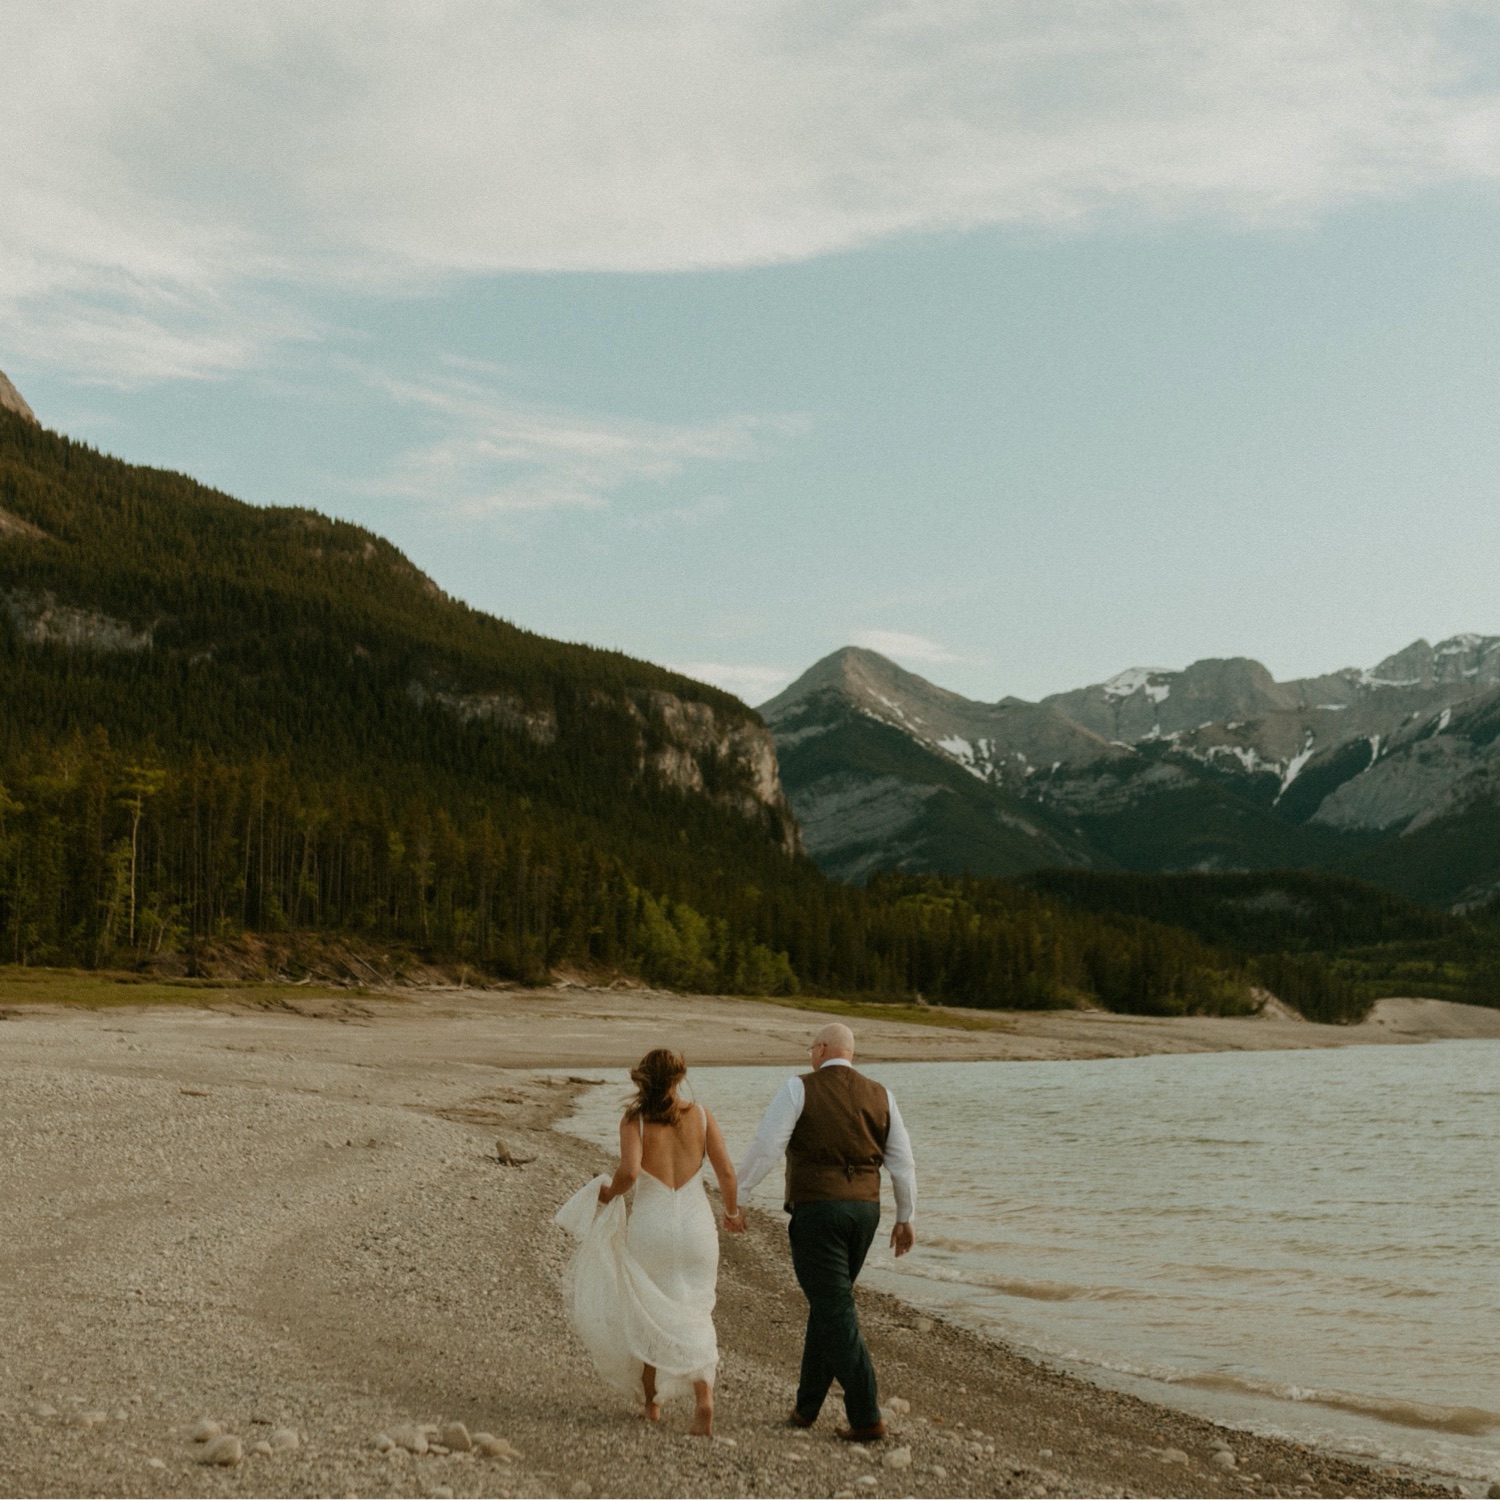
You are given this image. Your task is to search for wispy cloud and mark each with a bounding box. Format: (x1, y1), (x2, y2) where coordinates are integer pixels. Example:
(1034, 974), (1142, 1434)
(361, 364), (803, 516)
(5, 3), (1500, 384)
(850, 629), (970, 667)
(670, 662), (796, 705)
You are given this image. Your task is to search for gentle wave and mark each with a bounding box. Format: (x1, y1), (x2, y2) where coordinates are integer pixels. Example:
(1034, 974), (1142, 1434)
(897, 1259), (1145, 1303)
(1172, 1372), (1500, 1437)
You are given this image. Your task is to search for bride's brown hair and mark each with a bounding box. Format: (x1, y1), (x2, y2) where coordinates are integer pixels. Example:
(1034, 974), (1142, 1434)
(626, 1048), (687, 1126)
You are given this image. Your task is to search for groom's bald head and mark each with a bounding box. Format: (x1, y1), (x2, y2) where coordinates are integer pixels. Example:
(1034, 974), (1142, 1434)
(812, 1022), (855, 1063)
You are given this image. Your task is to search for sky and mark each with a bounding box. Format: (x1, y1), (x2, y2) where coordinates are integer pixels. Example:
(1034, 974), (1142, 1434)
(5, 2), (1500, 706)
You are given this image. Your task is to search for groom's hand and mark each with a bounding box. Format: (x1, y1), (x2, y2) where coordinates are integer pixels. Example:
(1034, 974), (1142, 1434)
(723, 1209), (746, 1233)
(890, 1221), (915, 1258)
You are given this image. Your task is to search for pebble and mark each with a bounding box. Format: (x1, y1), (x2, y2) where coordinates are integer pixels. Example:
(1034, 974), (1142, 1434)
(32, 1402), (57, 1419)
(1038, 1447), (1053, 1458)
(199, 1434), (243, 1466)
(190, 1417), (222, 1443)
(374, 1433), (395, 1452)
(1158, 1447), (1189, 1464)
(884, 1396), (911, 1415)
(110, 1407), (128, 1422)
(1212, 1448), (1238, 1469)
(146, 1458), (165, 1470)
(914, 1318), (934, 1333)
(269, 1425), (299, 1451)
(855, 1477), (878, 1491)
(249, 1440), (272, 1458)
(439, 1420), (471, 1451)
(391, 1423), (429, 1454)
(930, 1465), (948, 1480)
(474, 1432), (519, 1459)
(884, 1444), (912, 1469)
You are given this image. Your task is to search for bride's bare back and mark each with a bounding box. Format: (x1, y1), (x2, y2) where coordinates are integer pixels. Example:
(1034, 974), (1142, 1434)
(639, 1109), (707, 1189)
(601, 1095), (738, 1203)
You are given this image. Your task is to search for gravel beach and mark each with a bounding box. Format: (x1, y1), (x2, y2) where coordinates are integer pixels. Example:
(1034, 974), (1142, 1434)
(1, 985), (1485, 1499)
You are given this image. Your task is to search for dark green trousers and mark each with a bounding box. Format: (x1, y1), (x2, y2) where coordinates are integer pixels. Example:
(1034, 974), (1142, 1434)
(788, 1199), (882, 1428)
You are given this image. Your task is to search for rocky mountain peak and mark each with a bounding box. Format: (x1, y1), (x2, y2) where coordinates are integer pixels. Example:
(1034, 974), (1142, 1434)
(1366, 636), (1500, 690)
(0, 370), (37, 426)
(759, 645), (971, 722)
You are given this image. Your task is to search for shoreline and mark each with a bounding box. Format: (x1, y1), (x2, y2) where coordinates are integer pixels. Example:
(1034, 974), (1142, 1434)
(7, 972), (1500, 1067)
(0, 989), (1488, 1497)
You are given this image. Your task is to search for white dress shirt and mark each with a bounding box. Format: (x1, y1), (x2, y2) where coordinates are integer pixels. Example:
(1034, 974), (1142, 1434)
(736, 1058), (917, 1223)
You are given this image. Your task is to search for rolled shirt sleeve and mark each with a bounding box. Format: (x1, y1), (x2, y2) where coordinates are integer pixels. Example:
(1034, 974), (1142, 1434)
(735, 1075), (805, 1195)
(883, 1089), (917, 1224)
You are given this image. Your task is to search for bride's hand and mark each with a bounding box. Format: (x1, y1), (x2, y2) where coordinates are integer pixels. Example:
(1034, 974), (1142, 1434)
(598, 1184), (612, 1204)
(723, 1209), (746, 1233)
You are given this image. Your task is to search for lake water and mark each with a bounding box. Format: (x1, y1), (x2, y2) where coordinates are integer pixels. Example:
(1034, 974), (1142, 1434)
(559, 1043), (1500, 1482)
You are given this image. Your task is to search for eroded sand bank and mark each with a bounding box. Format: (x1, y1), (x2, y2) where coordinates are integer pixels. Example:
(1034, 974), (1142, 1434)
(0, 988), (1487, 1498)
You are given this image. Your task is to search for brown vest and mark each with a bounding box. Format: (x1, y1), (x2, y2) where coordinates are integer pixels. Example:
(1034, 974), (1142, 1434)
(784, 1064), (890, 1209)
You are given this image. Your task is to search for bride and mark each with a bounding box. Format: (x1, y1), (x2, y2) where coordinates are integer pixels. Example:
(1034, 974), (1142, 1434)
(555, 1049), (743, 1436)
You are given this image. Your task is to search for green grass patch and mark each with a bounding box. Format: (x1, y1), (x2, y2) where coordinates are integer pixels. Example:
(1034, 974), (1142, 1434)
(0, 966), (369, 1010)
(751, 993), (1019, 1032)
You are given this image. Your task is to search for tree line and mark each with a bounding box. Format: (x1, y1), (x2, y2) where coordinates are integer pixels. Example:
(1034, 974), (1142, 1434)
(1, 729), (1365, 1018)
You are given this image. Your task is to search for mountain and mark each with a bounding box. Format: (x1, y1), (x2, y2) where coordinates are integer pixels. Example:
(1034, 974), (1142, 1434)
(759, 649), (1107, 880)
(0, 376), (1477, 1017)
(0, 385), (813, 983)
(0, 385), (1335, 1017)
(764, 641), (1500, 908)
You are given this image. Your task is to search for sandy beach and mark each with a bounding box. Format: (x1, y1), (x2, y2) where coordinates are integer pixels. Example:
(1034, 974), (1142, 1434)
(2, 983), (1493, 1499)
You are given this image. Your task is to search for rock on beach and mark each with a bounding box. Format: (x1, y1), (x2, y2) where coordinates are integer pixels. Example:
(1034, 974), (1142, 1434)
(199, 1434), (243, 1466)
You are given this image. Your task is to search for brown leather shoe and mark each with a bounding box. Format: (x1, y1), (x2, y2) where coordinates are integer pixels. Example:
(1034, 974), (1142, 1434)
(836, 1421), (887, 1443)
(787, 1409), (816, 1428)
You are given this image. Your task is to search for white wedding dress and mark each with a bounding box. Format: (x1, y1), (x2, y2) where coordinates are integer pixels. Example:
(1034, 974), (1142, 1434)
(554, 1109), (719, 1403)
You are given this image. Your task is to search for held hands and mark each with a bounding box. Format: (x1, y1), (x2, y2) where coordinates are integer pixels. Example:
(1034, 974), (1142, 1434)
(890, 1221), (915, 1258)
(722, 1208), (747, 1233)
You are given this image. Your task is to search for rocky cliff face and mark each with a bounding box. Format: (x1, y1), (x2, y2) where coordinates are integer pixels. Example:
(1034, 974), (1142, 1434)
(0, 370), (37, 426)
(764, 638), (1500, 906)
(2, 588), (152, 652)
(410, 677), (801, 854)
(638, 690), (803, 855)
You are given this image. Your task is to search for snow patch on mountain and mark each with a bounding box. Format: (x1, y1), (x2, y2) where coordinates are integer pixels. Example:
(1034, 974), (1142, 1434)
(1103, 668), (1170, 702)
(1275, 734), (1317, 801)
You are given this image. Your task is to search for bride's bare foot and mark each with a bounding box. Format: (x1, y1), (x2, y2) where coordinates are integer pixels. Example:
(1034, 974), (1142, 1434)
(642, 1365), (661, 1422)
(689, 1380), (714, 1437)
(642, 1401), (662, 1423)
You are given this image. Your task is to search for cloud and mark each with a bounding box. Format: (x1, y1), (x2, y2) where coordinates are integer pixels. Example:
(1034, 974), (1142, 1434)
(669, 662), (796, 705)
(361, 364), (802, 516)
(5, 3), (1500, 381)
(850, 629), (969, 666)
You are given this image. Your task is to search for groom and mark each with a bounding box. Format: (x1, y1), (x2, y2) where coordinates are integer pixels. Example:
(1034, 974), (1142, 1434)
(733, 1022), (916, 1442)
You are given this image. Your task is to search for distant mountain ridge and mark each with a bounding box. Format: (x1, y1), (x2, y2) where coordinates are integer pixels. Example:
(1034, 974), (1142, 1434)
(763, 640), (1500, 907)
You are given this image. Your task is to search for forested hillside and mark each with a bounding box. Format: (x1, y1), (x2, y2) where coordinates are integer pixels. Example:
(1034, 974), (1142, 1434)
(0, 404), (1384, 1020)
